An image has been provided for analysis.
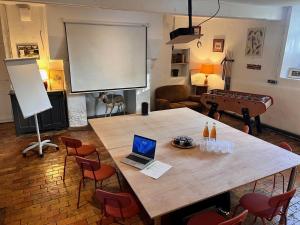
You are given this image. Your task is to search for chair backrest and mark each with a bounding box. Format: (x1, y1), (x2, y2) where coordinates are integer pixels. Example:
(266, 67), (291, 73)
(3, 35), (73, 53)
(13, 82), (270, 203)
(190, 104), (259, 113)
(268, 189), (296, 218)
(75, 156), (100, 172)
(61, 136), (82, 148)
(278, 142), (293, 152)
(242, 125), (249, 134)
(219, 210), (248, 225)
(95, 189), (132, 209)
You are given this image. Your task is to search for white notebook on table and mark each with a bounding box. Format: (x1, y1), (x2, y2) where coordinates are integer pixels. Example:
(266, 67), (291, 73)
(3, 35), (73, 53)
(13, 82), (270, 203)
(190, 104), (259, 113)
(140, 161), (172, 179)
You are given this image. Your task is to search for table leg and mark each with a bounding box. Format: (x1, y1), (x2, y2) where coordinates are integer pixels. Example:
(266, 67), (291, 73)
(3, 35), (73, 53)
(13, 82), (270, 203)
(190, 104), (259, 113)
(216, 192), (231, 215)
(255, 116), (262, 133)
(154, 217), (161, 225)
(242, 108), (252, 135)
(279, 167), (297, 225)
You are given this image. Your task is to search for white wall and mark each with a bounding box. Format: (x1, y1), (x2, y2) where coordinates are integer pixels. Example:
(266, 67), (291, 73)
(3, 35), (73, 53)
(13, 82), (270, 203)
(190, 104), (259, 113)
(150, 15), (184, 109)
(0, 12), (13, 122)
(4, 4), (49, 67)
(0, 4), (51, 123)
(164, 15), (300, 135)
(45, 4), (166, 125)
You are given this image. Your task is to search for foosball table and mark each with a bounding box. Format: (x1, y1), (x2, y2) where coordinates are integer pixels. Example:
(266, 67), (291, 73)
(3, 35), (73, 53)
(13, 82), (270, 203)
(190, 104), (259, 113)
(200, 89), (273, 134)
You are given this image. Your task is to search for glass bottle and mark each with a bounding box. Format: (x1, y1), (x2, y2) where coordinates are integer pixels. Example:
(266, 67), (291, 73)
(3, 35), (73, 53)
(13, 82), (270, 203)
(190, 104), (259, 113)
(203, 122), (209, 140)
(210, 122), (217, 141)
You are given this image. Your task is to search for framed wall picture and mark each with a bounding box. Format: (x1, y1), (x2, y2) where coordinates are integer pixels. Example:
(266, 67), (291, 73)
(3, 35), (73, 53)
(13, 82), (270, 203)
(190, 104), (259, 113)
(213, 39), (225, 52)
(245, 27), (265, 57)
(16, 44), (40, 59)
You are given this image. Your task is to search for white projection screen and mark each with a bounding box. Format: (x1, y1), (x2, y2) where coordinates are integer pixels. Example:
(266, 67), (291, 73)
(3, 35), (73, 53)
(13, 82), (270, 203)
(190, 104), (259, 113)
(65, 22), (147, 93)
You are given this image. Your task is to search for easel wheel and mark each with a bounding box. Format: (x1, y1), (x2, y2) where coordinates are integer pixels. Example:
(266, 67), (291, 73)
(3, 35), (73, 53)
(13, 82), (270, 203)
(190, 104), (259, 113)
(22, 153), (27, 157)
(39, 153), (44, 158)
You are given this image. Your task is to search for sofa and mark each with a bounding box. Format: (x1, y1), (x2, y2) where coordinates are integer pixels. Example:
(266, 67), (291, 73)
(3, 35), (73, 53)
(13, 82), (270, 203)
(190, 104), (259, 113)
(155, 85), (202, 111)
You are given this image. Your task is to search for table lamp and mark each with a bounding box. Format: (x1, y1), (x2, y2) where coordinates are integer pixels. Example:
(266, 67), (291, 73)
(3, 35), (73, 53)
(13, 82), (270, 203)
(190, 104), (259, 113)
(199, 64), (215, 86)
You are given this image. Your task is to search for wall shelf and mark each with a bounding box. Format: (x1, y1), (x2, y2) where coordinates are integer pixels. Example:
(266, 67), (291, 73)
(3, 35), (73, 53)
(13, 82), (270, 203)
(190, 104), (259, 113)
(171, 48), (190, 77)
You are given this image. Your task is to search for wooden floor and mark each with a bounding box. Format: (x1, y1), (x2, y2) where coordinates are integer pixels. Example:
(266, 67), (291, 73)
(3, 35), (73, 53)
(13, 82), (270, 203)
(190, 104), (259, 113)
(0, 113), (300, 225)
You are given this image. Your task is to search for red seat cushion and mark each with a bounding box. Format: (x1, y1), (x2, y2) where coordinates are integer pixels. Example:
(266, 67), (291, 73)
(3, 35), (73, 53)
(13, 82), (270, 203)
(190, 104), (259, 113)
(187, 211), (226, 225)
(105, 193), (140, 218)
(240, 193), (277, 218)
(84, 164), (116, 181)
(68, 144), (97, 156)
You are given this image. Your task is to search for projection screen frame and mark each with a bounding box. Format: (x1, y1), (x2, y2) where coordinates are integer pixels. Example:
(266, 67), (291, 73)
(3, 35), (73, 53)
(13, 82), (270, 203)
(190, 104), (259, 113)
(64, 21), (148, 94)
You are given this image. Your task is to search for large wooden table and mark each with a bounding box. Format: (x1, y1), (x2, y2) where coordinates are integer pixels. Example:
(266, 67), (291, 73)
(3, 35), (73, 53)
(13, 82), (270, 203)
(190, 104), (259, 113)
(89, 108), (300, 224)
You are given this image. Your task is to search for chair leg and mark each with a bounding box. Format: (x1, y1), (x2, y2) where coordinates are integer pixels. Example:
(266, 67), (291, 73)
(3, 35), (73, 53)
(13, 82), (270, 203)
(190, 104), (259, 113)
(253, 181), (257, 192)
(95, 151), (100, 162)
(251, 216), (257, 225)
(279, 172), (285, 194)
(284, 214), (287, 225)
(232, 204), (240, 216)
(82, 177), (86, 187)
(95, 180), (97, 190)
(63, 155), (68, 181)
(116, 171), (122, 191)
(272, 174), (277, 196)
(114, 217), (126, 225)
(260, 217), (266, 225)
(77, 179), (82, 209)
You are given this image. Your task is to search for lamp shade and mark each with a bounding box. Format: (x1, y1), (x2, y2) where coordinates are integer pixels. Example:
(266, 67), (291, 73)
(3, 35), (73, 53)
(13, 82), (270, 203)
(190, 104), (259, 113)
(199, 64), (215, 74)
(191, 63), (220, 86)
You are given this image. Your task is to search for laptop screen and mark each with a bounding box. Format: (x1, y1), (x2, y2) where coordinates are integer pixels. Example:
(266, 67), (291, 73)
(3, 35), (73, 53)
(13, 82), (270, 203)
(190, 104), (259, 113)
(132, 135), (156, 159)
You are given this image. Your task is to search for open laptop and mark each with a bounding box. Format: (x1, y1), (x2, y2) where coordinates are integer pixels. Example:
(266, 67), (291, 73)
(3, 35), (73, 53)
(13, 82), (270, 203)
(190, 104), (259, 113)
(121, 135), (156, 169)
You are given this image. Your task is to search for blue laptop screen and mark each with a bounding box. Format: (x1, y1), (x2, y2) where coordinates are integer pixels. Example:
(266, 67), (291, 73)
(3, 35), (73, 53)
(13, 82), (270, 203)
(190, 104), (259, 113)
(132, 135), (156, 159)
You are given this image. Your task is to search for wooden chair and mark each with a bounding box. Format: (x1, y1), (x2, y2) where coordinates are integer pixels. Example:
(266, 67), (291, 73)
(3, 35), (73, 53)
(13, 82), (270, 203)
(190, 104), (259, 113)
(61, 136), (100, 181)
(75, 156), (121, 208)
(187, 210), (248, 225)
(234, 189), (296, 225)
(95, 189), (140, 225)
(253, 142), (293, 194)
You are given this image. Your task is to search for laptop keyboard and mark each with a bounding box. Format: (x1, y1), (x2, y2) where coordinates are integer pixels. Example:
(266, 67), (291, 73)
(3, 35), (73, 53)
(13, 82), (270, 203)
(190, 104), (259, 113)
(127, 154), (150, 164)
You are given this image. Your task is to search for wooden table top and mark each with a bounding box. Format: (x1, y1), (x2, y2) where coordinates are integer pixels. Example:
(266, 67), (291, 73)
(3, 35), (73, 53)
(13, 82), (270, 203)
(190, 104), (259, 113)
(89, 108), (300, 219)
